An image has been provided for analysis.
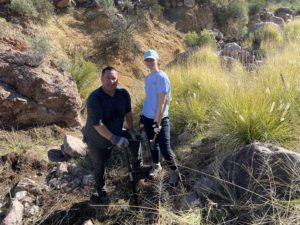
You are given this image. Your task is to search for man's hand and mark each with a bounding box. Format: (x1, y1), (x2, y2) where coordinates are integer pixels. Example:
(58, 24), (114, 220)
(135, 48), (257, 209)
(152, 122), (161, 134)
(110, 135), (129, 148)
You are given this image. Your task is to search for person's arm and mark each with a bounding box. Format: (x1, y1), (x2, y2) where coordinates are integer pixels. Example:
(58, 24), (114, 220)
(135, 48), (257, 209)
(93, 122), (113, 141)
(154, 92), (167, 123)
(125, 111), (133, 130)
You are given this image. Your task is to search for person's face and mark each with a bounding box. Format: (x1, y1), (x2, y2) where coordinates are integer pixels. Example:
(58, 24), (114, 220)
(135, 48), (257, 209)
(101, 70), (118, 93)
(144, 58), (156, 70)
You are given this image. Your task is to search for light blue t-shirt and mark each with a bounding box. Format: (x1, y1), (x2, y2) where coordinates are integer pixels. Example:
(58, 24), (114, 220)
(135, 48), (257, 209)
(142, 70), (171, 119)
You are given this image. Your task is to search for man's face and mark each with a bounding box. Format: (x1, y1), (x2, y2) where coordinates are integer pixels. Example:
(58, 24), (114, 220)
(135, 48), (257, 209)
(101, 70), (118, 93)
(144, 58), (156, 70)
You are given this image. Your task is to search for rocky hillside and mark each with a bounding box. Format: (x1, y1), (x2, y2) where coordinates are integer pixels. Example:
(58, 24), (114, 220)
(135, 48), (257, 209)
(1, 0), (300, 225)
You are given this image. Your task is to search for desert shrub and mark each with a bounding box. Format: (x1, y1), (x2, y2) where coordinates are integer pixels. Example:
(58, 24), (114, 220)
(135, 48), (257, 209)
(10, 0), (38, 18)
(95, 0), (116, 13)
(184, 31), (200, 47)
(31, 0), (54, 19)
(142, 0), (164, 17)
(10, 0), (53, 19)
(198, 29), (217, 48)
(210, 0), (248, 36)
(284, 20), (300, 43)
(56, 56), (72, 71)
(253, 24), (283, 50)
(69, 54), (99, 101)
(0, 18), (11, 35)
(97, 20), (138, 62)
(248, 0), (267, 15)
(30, 34), (52, 55)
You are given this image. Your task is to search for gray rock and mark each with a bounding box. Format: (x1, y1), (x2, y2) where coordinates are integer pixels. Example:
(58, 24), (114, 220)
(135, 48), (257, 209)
(14, 191), (27, 201)
(56, 162), (69, 177)
(180, 192), (201, 210)
(53, 0), (72, 8)
(13, 178), (41, 196)
(222, 42), (241, 59)
(194, 142), (300, 202)
(177, 131), (193, 142)
(2, 199), (24, 225)
(183, 0), (195, 8)
(83, 219), (94, 225)
(28, 205), (40, 216)
(82, 174), (94, 186)
(62, 135), (88, 158)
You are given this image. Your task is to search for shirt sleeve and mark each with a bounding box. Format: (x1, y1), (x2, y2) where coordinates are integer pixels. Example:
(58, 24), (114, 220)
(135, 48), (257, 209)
(157, 74), (169, 94)
(87, 93), (103, 126)
(123, 89), (132, 113)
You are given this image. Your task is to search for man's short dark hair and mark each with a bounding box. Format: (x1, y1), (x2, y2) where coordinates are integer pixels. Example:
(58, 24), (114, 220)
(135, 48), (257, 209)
(102, 66), (116, 76)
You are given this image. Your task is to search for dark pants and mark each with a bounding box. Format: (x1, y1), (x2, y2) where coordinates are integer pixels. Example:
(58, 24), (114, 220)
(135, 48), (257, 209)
(86, 130), (142, 194)
(142, 116), (177, 170)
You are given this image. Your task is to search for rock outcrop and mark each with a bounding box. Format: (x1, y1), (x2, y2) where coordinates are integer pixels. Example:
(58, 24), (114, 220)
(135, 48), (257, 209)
(0, 41), (82, 128)
(195, 142), (300, 202)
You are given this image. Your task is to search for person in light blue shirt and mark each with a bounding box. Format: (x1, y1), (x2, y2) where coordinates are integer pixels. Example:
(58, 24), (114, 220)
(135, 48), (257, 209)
(141, 49), (179, 186)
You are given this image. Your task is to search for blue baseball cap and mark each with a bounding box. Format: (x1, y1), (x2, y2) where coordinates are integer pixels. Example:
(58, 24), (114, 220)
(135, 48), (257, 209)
(144, 49), (159, 60)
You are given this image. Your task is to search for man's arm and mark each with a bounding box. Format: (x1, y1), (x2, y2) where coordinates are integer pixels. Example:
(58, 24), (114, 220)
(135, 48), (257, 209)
(93, 123), (113, 141)
(125, 111), (133, 130)
(154, 92), (167, 123)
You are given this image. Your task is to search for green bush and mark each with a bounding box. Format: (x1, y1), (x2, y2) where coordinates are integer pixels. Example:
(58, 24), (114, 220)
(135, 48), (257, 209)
(198, 29), (217, 48)
(10, 0), (53, 19)
(31, 0), (54, 19)
(210, 0), (248, 36)
(10, 0), (38, 18)
(69, 54), (99, 101)
(248, 0), (267, 15)
(98, 21), (137, 61)
(95, 0), (116, 13)
(184, 31), (200, 47)
(30, 34), (52, 55)
(284, 20), (300, 43)
(253, 24), (283, 50)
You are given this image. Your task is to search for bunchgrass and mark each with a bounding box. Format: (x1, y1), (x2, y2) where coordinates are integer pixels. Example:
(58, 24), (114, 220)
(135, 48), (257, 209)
(167, 39), (300, 150)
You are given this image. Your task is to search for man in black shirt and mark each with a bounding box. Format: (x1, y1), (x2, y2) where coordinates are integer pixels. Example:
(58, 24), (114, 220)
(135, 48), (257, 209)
(83, 66), (143, 203)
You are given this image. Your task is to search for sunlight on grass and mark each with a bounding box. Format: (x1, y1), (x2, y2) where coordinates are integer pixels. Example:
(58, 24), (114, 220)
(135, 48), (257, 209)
(167, 40), (300, 150)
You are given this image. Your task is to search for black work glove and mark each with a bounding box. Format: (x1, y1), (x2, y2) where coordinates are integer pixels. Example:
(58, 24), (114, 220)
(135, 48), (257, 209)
(152, 122), (161, 134)
(110, 135), (129, 148)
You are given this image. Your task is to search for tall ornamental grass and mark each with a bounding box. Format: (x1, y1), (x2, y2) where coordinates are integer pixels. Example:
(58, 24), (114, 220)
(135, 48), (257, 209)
(168, 40), (300, 149)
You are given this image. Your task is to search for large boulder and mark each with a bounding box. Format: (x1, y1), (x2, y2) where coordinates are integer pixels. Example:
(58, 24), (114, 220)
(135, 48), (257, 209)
(1, 199), (24, 225)
(0, 46), (82, 128)
(53, 0), (73, 8)
(274, 7), (295, 18)
(221, 42), (241, 59)
(62, 135), (88, 158)
(195, 142), (300, 202)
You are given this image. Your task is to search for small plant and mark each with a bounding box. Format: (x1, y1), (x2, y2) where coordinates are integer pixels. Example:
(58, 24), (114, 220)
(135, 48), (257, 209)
(198, 29), (217, 48)
(31, 0), (54, 19)
(248, 0), (267, 15)
(10, 0), (53, 20)
(210, 0), (248, 36)
(0, 18), (11, 35)
(184, 31), (200, 47)
(69, 54), (99, 101)
(30, 34), (52, 55)
(95, 0), (116, 13)
(10, 0), (38, 18)
(284, 20), (300, 43)
(253, 24), (283, 50)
